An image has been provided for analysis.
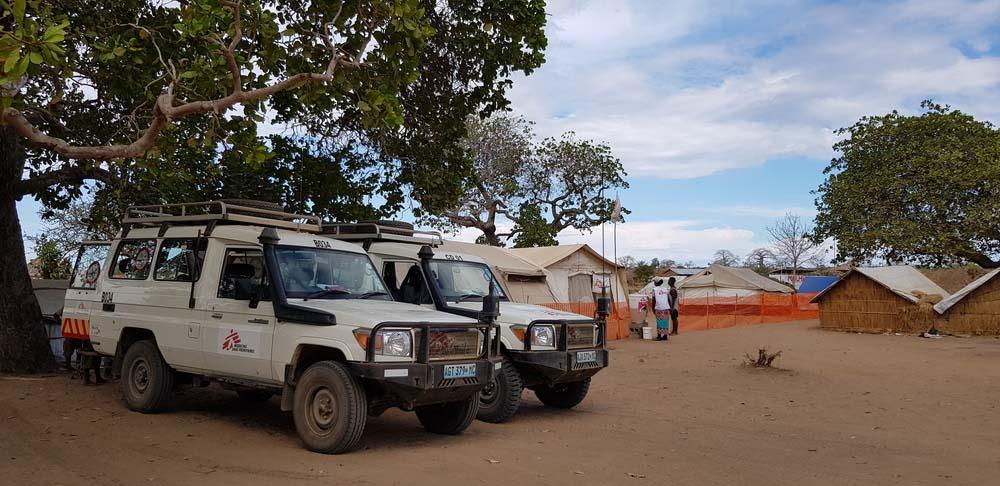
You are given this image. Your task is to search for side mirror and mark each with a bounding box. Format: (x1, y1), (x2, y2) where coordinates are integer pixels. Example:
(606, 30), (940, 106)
(479, 285), (500, 323)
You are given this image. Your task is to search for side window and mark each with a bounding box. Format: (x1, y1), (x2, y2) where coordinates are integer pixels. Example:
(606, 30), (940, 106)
(154, 239), (207, 281)
(388, 261), (431, 305)
(69, 244), (110, 289)
(110, 240), (157, 280)
(217, 249), (268, 301)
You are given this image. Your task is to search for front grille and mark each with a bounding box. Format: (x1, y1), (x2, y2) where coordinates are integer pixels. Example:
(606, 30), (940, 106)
(567, 324), (596, 349)
(427, 329), (483, 361)
(572, 359), (601, 370)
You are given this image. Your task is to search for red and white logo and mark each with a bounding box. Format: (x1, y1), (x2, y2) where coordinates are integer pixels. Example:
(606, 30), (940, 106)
(222, 329), (241, 351)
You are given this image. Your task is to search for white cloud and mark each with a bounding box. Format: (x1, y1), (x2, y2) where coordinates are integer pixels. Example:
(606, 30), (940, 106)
(555, 220), (759, 264)
(509, 0), (1000, 179)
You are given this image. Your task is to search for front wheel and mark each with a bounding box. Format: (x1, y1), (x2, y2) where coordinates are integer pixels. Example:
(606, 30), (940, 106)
(415, 396), (479, 435)
(292, 361), (368, 454)
(533, 377), (591, 409)
(477, 358), (522, 423)
(121, 340), (175, 413)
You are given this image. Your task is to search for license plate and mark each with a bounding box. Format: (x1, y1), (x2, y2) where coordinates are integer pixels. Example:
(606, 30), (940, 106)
(443, 363), (477, 379)
(575, 350), (598, 364)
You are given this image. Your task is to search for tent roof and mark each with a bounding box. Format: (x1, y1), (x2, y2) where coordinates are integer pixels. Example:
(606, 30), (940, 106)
(658, 267), (703, 276)
(638, 276), (687, 295)
(440, 240), (547, 277)
(812, 266), (949, 304)
(509, 244), (619, 269)
(677, 264), (793, 293)
(933, 267), (1000, 314)
(797, 276), (838, 293)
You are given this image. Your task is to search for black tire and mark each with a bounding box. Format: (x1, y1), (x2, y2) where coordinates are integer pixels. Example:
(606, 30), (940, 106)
(236, 389), (274, 403)
(477, 358), (522, 423)
(292, 361), (367, 454)
(415, 396), (479, 435)
(121, 340), (175, 413)
(533, 377), (592, 409)
(218, 199), (284, 212)
(357, 220), (414, 236)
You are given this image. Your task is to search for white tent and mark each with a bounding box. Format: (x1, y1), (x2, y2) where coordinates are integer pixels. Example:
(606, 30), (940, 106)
(678, 264), (793, 298)
(440, 240), (559, 304)
(510, 244), (628, 304)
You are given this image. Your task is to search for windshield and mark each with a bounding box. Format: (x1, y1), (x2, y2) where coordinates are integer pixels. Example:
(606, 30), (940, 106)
(274, 246), (389, 300)
(426, 260), (507, 303)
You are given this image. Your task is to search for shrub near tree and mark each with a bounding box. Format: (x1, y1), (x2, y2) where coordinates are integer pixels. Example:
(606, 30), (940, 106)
(0, 0), (547, 372)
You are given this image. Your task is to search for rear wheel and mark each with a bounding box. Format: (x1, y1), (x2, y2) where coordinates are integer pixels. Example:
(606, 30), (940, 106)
(533, 377), (591, 409)
(477, 358), (522, 423)
(121, 340), (175, 413)
(416, 396), (479, 435)
(292, 361), (367, 454)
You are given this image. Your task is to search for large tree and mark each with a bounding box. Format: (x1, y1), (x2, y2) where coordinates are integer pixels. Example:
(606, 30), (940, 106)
(0, 0), (546, 372)
(768, 213), (822, 276)
(428, 114), (629, 245)
(814, 101), (1000, 267)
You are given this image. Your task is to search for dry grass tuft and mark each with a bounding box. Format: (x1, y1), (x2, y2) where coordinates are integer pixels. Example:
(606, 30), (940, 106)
(744, 348), (782, 368)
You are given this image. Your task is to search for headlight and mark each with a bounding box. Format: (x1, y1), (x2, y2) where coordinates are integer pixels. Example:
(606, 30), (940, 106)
(380, 330), (412, 357)
(353, 328), (413, 358)
(531, 325), (556, 347)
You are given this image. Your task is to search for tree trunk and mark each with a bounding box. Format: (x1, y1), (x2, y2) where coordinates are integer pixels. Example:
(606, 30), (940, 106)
(0, 126), (53, 373)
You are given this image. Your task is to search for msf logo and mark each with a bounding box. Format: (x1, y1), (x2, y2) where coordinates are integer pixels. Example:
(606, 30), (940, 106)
(222, 329), (241, 351)
(221, 328), (255, 354)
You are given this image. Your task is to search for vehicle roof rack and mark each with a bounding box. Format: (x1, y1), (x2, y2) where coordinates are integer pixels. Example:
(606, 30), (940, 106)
(122, 201), (322, 233)
(321, 222), (443, 247)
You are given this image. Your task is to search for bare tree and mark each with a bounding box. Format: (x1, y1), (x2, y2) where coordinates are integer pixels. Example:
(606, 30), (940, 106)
(744, 247), (777, 273)
(712, 249), (740, 266)
(768, 213), (821, 277)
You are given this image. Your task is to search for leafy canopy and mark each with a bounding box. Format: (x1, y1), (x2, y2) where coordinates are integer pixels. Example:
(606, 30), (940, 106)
(813, 101), (1000, 267)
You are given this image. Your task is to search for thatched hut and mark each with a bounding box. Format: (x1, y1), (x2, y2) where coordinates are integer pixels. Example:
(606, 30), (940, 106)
(933, 268), (1000, 335)
(811, 266), (948, 333)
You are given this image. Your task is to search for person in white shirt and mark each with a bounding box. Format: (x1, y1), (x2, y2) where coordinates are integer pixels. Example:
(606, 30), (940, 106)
(650, 279), (673, 341)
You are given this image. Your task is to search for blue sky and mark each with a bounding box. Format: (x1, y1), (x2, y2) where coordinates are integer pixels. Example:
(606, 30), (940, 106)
(17, 0), (1000, 264)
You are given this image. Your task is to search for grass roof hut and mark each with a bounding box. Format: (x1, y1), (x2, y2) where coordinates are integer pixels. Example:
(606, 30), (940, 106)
(811, 266), (949, 333)
(933, 268), (1000, 335)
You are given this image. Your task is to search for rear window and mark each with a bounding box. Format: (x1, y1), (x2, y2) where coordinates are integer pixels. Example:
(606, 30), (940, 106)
(154, 238), (207, 281)
(110, 240), (157, 280)
(69, 244), (110, 289)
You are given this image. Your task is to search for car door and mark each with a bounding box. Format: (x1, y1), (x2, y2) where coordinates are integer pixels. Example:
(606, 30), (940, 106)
(62, 242), (110, 345)
(201, 247), (276, 382)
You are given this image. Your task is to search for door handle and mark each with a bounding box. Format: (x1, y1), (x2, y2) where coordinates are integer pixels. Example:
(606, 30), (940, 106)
(211, 313), (224, 319)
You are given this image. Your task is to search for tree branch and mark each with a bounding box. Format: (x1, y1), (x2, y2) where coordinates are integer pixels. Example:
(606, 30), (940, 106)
(16, 165), (114, 197)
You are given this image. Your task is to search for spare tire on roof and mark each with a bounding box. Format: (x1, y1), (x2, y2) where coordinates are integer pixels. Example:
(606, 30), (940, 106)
(358, 220), (415, 236)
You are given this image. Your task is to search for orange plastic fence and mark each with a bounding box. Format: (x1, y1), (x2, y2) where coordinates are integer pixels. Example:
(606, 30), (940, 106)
(540, 302), (632, 341)
(673, 292), (819, 332)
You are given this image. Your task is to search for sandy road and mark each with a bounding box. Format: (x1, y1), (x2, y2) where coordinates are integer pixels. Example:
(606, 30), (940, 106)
(3, 320), (1000, 486)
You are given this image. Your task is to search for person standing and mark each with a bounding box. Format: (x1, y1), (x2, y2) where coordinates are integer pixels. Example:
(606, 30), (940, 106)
(668, 277), (680, 335)
(650, 279), (672, 341)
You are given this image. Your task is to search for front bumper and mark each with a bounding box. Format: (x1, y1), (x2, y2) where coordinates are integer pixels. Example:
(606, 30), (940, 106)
(349, 357), (500, 407)
(506, 348), (609, 385)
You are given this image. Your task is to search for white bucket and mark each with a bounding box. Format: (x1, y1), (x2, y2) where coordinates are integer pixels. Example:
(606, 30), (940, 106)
(642, 327), (654, 340)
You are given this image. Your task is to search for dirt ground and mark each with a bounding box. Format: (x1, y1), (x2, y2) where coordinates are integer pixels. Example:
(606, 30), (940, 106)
(3, 320), (1000, 486)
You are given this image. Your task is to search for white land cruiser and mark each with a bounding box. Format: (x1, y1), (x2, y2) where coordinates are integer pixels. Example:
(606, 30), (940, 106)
(324, 222), (609, 424)
(60, 201), (500, 454)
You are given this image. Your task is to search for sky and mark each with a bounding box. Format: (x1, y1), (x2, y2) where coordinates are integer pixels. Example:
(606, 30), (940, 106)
(16, 0), (1000, 264)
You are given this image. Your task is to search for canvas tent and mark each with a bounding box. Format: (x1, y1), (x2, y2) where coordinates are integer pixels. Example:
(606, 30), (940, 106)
(811, 266), (949, 333)
(678, 264), (792, 298)
(440, 240), (558, 304)
(933, 268), (1000, 335)
(510, 244), (628, 304)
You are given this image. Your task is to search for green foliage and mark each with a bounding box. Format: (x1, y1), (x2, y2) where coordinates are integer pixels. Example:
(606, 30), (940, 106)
(633, 259), (657, 285)
(32, 235), (70, 279)
(814, 101), (1000, 267)
(512, 203), (557, 248)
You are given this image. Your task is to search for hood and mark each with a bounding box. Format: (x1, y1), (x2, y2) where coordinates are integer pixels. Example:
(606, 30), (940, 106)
(287, 298), (477, 328)
(451, 301), (592, 326)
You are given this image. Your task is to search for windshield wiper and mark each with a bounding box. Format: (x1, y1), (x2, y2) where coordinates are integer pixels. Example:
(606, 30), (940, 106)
(303, 288), (350, 301)
(358, 291), (389, 299)
(454, 293), (484, 303)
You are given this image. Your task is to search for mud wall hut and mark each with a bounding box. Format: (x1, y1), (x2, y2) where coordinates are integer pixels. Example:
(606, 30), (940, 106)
(811, 266), (948, 333)
(933, 268), (1000, 335)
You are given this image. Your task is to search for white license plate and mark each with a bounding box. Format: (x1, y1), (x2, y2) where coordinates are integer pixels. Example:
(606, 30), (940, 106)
(443, 363), (477, 379)
(576, 350), (598, 363)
